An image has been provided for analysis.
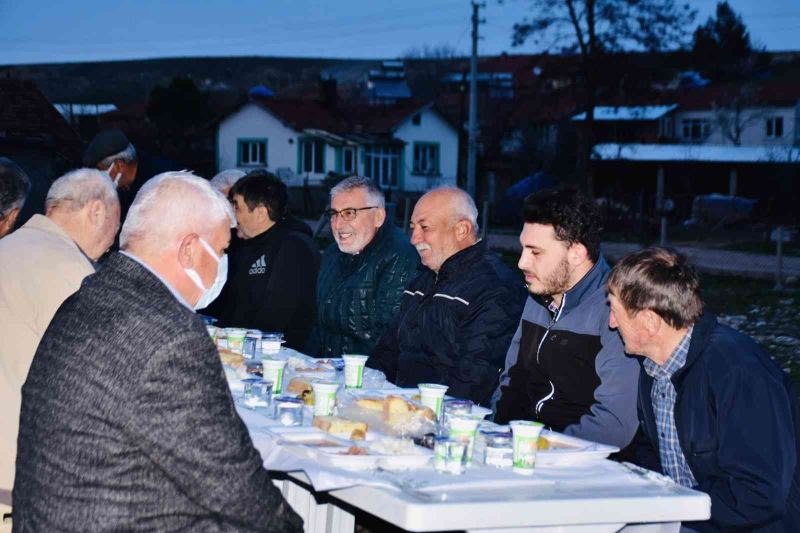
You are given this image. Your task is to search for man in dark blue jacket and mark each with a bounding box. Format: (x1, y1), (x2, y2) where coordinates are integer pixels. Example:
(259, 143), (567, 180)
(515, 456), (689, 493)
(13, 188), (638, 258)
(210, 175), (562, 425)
(370, 187), (526, 406)
(492, 188), (639, 450)
(608, 247), (800, 532)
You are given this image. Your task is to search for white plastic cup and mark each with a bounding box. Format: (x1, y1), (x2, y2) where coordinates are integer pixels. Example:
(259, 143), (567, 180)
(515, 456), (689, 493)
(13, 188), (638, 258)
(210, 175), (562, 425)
(226, 328), (247, 354)
(261, 358), (287, 394)
(448, 415), (481, 466)
(418, 383), (448, 420)
(261, 332), (284, 354)
(342, 354), (369, 389)
(509, 420), (545, 475)
(311, 380), (340, 417)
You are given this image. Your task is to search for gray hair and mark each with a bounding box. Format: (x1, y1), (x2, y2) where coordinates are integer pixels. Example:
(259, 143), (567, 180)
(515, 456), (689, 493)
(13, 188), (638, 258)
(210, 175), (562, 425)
(432, 186), (479, 237)
(120, 171), (235, 255)
(99, 143), (137, 168)
(330, 175), (385, 208)
(45, 168), (119, 213)
(0, 157), (31, 217)
(209, 169), (246, 193)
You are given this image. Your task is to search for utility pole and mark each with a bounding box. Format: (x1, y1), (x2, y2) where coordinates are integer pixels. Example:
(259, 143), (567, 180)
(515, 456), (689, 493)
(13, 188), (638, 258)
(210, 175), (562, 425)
(466, 1), (484, 199)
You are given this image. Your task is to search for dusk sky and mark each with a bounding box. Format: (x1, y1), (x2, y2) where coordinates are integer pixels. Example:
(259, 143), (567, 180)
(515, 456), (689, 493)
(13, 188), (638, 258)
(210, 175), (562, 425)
(0, 0), (798, 65)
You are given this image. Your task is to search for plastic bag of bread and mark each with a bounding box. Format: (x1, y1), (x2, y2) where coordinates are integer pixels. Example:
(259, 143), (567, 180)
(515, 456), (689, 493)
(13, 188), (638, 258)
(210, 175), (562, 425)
(337, 393), (436, 438)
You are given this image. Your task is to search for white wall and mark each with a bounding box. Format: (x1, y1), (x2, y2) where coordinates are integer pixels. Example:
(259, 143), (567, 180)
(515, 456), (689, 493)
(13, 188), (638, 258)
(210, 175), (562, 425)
(217, 103), (298, 173)
(674, 106), (796, 146)
(395, 108), (459, 192)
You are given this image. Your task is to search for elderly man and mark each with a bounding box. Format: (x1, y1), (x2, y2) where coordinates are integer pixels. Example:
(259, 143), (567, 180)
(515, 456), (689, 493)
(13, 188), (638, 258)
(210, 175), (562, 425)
(83, 129), (139, 190)
(492, 188), (639, 451)
(0, 158), (31, 238)
(0, 169), (119, 508)
(608, 247), (800, 532)
(13, 172), (302, 532)
(204, 171), (320, 349)
(310, 176), (419, 357)
(210, 168), (246, 196)
(370, 187), (525, 406)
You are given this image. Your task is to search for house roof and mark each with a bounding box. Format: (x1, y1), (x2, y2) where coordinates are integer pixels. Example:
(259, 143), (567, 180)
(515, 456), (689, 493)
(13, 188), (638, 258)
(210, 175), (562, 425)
(593, 143), (800, 164)
(573, 105), (677, 122)
(0, 79), (83, 162)
(677, 82), (800, 111)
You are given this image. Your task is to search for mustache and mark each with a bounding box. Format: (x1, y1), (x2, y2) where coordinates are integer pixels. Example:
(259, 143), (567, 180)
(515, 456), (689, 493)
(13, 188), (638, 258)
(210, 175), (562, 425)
(415, 243), (431, 252)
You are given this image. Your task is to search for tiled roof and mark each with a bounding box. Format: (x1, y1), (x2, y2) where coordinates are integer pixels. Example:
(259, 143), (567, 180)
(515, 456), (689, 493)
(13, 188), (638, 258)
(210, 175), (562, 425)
(0, 79), (82, 162)
(677, 82), (800, 110)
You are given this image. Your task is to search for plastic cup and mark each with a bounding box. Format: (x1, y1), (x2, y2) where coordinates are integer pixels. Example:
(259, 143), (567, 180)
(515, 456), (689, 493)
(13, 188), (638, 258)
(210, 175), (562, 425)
(241, 379), (272, 413)
(418, 383), (448, 420)
(311, 380), (340, 417)
(274, 396), (304, 426)
(261, 358), (287, 394)
(509, 420), (545, 475)
(226, 328), (247, 354)
(261, 332), (284, 354)
(342, 354), (369, 389)
(247, 329), (263, 353)
(448, 415), (481, 466)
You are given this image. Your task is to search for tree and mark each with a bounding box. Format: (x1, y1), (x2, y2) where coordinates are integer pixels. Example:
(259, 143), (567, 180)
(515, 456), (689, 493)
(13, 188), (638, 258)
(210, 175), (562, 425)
(711, 84), (766, 146)
(507, 0), (696, 195)
(147, 76), (211, 135)
(692, 2), (754, 82)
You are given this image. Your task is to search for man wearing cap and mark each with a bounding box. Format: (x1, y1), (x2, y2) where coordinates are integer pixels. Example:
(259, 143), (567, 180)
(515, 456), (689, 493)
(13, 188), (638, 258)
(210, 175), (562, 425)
(83, 129), (138, 191)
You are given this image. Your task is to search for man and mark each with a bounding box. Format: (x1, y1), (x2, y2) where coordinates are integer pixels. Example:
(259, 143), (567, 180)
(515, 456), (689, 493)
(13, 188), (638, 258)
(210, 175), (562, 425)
(310, 176), (419, 357)
(13, 171), (302, 532)
(370, 187), (526, 406)
(0, 158), (30, 238)
(0, 169), (119, 507)
(83, 128), (139, 191)
(492, 188), (639, 450)
(204, 171), (320, 349)
(608, 247), (800, 532)
(210, 168), (246, 196)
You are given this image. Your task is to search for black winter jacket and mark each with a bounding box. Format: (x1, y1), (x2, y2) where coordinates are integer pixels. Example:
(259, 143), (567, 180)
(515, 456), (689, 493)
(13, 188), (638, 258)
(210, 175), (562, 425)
(204, 220), (320, 350)
(370, 240), (526, 406)
(308, 221), (419, 357)
(636, 312), (800, 532)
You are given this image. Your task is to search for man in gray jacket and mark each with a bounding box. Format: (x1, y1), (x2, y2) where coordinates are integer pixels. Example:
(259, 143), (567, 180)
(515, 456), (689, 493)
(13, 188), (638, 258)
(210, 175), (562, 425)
(13, 171), (302, 532)
(492, 188), (639, 451)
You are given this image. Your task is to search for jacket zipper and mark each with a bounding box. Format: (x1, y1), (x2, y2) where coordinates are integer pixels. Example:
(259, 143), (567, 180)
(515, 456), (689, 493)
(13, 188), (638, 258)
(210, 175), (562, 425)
(535, 294), (566, 415)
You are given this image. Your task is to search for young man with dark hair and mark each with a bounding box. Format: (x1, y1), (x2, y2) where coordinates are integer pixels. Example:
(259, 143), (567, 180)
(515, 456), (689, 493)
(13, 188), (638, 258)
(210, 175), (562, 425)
(608, 247), (800, 532)
(492, 188), (640, 451)
(203, 171), (319, 349)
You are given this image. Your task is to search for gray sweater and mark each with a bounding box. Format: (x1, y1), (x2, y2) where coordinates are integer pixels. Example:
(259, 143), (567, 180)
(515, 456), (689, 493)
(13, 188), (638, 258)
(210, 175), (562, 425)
(13, 253), (302, 532)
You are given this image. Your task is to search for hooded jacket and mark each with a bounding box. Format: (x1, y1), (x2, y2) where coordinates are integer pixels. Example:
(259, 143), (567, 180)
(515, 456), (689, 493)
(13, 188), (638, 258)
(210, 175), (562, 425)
(492, 257), (640, 449)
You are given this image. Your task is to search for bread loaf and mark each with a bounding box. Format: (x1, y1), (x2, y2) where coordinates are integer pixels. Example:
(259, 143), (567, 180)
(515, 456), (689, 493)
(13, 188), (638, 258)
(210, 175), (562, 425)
(313, 416), (368, 440)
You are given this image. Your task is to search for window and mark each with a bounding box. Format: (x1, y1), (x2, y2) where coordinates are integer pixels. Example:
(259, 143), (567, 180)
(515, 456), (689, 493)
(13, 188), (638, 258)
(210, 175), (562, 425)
(237, 139), (267, 166)
(412, 142), (440, 176)
(363, 145), (400, 188)
(342, 147), (356, 174)
(412, 113), (421, 126)
(681, 119), (710, 140)
(299, 139), (325, 174)
(766, 117), (784, 138)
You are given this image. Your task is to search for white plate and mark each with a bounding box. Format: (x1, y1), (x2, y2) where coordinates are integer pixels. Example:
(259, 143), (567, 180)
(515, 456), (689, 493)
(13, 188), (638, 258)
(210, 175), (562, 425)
(311, 442), (432, 471)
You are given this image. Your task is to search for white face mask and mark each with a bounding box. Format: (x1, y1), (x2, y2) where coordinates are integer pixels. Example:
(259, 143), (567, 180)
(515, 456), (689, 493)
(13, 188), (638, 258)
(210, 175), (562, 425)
(106, 162), (122, 187)
(183, 237), (228, 310)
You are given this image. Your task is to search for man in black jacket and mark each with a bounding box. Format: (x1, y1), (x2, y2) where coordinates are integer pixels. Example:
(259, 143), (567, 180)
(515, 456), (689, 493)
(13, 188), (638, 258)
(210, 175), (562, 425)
(13, 171), (301, 532)
(203, 171), (319, 349)
(370, 187), (526, 406)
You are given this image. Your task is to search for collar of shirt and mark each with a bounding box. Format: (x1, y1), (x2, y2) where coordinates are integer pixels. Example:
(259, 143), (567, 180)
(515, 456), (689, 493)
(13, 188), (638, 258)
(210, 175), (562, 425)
(643, 325), (694, 381)
(120, 251), (194, 312)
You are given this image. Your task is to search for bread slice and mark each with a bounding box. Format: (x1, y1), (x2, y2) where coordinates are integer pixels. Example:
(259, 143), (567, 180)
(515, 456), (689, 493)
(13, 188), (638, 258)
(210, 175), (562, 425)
(313, 416), (368, 440)
(384, 395), (413, 415)
(287, 377), (313, 396)
(355, 398), (385, 411)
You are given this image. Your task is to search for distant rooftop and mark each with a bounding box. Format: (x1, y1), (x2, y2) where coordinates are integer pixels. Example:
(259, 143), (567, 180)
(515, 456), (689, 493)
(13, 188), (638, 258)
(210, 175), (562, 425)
(573, 105), (677, 122)
(593, 143), (800, 164)
(54, 103), (117, 116)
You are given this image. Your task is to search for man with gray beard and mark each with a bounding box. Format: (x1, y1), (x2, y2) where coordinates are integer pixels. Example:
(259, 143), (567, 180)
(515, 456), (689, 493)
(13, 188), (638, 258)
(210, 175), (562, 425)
(491, 188), (639, 452)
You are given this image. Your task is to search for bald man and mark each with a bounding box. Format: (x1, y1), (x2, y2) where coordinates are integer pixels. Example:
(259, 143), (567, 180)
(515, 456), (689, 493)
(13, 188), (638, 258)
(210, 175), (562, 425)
(369, 187), (526, 406)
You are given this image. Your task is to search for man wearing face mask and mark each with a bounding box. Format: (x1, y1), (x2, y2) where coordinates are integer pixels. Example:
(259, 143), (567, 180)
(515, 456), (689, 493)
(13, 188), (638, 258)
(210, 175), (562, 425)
(13, 172), (302, 532)
(0, 169), (119, 517)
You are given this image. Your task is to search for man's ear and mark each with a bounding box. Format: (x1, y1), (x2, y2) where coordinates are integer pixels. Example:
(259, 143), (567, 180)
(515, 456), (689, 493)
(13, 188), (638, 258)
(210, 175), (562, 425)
(254, 205), (271, 224)
(642, 309), (662, 336)
(374, 207), (386, 228)
(88, 199), (107, 228)
(454, 220), (472, 242)
(567, 242), (590, 266)
(178, 233), (199, 268)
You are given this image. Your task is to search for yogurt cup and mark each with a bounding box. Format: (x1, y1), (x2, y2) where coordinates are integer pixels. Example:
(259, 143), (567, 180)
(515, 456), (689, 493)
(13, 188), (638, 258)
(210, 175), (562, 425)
(509, 420), (544, 475)
(342, 354), (369, 389)
(261, 358), (287, 394)
(261, 332), (284, 354)
(448, 415), (481, 465)
(417, 383), (448, 420)
(226, 328), (247, 354)
(311, 380), (340, 417)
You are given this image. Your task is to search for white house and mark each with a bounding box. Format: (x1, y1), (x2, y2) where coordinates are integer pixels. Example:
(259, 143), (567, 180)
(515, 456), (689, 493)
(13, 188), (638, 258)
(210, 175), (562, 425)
(216, 97), (459, 192)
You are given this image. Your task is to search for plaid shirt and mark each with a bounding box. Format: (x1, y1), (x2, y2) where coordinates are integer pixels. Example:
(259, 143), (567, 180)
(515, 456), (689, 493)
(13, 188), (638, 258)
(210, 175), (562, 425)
(643, 326), (697, 487)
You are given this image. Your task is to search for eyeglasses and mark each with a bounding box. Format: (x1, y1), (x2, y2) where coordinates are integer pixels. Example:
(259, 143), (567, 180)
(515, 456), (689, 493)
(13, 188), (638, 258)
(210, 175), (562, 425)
(325, 206), (379, 222)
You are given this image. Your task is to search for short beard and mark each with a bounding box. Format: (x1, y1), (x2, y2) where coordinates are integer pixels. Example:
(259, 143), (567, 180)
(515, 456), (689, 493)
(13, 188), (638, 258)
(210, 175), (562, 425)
(529, 256), (572, 297)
